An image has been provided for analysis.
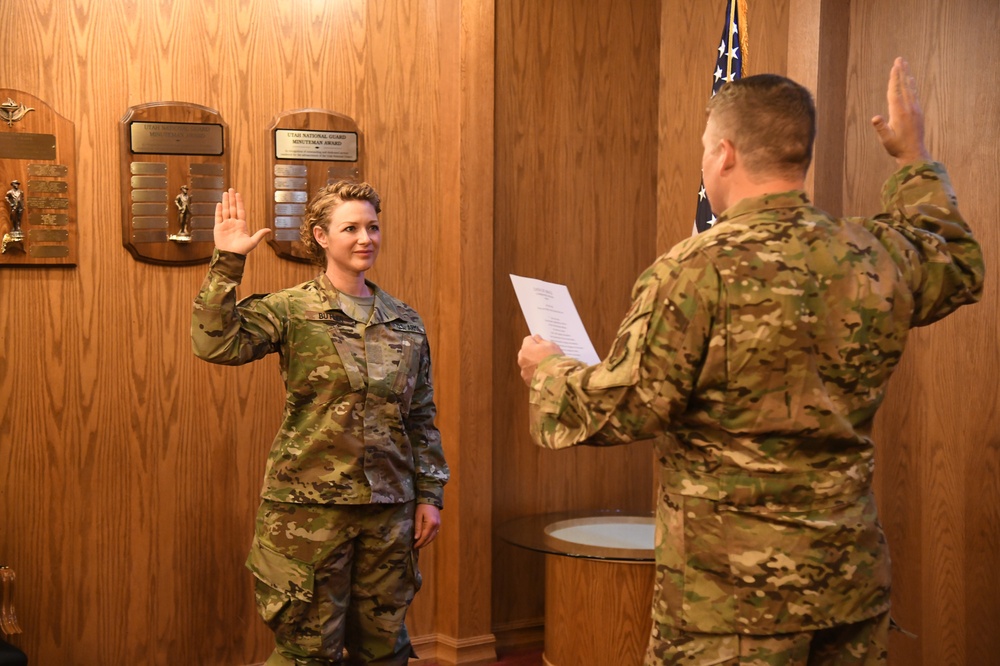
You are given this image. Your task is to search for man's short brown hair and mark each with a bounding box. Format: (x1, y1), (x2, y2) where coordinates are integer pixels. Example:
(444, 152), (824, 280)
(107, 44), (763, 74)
(707, 74), (816, 179)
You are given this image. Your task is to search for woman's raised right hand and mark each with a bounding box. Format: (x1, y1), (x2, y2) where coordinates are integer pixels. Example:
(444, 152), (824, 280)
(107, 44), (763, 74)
(214, 188), (272, 255)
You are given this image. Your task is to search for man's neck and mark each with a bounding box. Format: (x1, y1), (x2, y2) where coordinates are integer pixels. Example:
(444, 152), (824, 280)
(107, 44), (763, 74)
(723, 173), (805, 212)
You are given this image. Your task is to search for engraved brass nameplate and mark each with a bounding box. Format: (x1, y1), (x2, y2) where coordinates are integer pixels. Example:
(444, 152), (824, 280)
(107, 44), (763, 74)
(29, 245), (70, 258)
(132, 203), (169, 216)
(27, 197), (69, 209)
(274, 229), (300, 241)
(190, 202), (217, 216)
(191, 190), (223, 203)
(131, 176), (168, 189)
(275, 177), (308, 190)
(191, 176), (224, 189)
(130, 122), (224, 156)
(274, 129), (358, 162)
(132, 218), (168, 229)
(275, 203), (306, 215)
(131, 190), (167, 202)
(29, 229), (69, 242)
(30, 212), (68, 226)
(274, 164), (308, 177)
(130, 162), (167, 174)
(27, 164), (68, 178)
(274, 190), (308, 203)
(133, 230), (168, 243)
(190, 163), (224, 176)
(0, 132), (57, 160)
(28, 180), (68, 193)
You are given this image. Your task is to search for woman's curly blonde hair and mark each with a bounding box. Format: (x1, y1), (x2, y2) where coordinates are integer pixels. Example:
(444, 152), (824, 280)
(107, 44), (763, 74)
(299, 180), (382, 266)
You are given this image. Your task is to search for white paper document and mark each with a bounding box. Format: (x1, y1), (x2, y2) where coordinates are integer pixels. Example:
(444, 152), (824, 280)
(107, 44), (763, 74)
(509, 274), (601, 366)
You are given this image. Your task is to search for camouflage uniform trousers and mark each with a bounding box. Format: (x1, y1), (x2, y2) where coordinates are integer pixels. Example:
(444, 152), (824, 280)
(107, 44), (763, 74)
(645, 612), (889, 666)
(248, 499), (422, 665)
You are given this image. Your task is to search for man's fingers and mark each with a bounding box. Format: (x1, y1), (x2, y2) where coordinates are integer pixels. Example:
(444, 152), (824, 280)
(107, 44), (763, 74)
(871, 114), (891, 140)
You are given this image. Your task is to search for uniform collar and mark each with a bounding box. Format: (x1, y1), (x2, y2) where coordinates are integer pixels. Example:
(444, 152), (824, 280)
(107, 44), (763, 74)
(715, 190), (813, 226)
(315, 272), (404, 324)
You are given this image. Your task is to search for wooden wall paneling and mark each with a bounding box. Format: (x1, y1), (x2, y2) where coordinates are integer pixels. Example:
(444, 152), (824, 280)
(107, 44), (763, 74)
(786, 0), (848, 215)
(745, 0), (790, 76)
(493, 0), (660, 634)
(842, 2), (1000, 665)
(657, 0), (724, 255)
(429, 0), (498, 662)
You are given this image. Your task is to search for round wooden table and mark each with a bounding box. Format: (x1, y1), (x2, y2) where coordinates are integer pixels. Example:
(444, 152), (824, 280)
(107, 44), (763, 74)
(498, 511), (655, 666)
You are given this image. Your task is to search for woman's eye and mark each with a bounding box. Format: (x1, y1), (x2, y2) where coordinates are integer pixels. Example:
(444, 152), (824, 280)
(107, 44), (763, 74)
(343, 226), (355, 232)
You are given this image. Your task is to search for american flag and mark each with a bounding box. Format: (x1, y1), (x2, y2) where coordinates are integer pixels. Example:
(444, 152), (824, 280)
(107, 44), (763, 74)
(694, 0), (745, 234)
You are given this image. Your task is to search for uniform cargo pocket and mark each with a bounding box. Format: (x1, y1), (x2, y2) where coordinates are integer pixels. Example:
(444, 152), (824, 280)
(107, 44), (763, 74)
(246, 538), (315, 627)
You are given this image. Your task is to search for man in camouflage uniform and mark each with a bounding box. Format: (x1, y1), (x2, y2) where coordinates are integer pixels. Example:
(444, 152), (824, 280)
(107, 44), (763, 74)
(193, 182), (448, 665)
(517, 58), (983, 665)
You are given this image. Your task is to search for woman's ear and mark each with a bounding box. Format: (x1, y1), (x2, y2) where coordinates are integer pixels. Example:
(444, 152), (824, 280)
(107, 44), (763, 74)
(313, 225), (328, 248)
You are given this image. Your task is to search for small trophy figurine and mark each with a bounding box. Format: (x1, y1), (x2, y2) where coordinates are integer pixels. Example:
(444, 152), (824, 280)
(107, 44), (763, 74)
(168, 184), (193, 243)
(1, 179), (25, 254)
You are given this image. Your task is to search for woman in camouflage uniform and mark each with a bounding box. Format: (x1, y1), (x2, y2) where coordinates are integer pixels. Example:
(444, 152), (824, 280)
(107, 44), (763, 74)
(192, 181), (449, 665)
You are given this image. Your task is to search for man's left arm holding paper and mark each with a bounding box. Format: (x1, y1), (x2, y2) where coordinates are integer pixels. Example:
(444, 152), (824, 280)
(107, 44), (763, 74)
(518, 255), (715, 450)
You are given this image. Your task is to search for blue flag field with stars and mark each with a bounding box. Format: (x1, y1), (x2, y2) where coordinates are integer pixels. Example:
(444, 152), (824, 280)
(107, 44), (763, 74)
(694, 0), (745, 234)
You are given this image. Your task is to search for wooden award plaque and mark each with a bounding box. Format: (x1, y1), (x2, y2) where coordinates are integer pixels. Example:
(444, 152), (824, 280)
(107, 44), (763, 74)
(0, 89), (78, 267)
(265, 110), (364, 263)
(119, 102), (230, 265)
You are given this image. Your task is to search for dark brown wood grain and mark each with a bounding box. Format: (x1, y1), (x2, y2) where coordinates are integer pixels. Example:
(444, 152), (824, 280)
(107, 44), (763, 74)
(846, 4), (1000, 665)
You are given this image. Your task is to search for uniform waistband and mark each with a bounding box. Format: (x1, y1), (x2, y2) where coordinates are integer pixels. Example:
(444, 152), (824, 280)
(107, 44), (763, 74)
(659, 459), (873, 510)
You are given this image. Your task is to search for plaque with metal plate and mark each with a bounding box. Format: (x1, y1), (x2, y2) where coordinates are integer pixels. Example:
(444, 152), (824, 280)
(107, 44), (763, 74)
(120, 102), (230, 265)
(0, 89), (77, 267)
(266, 110), (364, 262)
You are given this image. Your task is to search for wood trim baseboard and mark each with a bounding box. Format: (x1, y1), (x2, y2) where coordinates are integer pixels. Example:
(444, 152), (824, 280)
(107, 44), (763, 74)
(243, 630), (500, 666)
(411, 632), (498, 666)
(491, 617), (545, 653)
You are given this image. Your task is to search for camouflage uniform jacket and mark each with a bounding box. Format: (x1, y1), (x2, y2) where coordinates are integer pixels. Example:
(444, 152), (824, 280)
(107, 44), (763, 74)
(529, 161), (983, 635)
(192, 250), (449, 508)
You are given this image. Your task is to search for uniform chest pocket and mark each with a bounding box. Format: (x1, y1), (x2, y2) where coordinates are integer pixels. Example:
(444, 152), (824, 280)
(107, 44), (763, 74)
(376, 322), (425, 412)
(291, 311), (366, 393)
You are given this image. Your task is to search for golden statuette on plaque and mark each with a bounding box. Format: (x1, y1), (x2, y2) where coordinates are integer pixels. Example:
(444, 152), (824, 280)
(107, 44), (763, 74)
(0, 98), (34, 127)
(168, 184), (193, 243)
(1, 180), (25, 253)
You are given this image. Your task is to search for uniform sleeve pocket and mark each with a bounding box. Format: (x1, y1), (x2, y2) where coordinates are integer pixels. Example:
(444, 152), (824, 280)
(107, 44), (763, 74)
(586, 287), (657, 390)
(245, 538), (315, 626)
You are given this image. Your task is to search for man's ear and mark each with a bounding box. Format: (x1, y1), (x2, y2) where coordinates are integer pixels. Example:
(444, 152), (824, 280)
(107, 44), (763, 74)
(720, 138), (738, 173)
